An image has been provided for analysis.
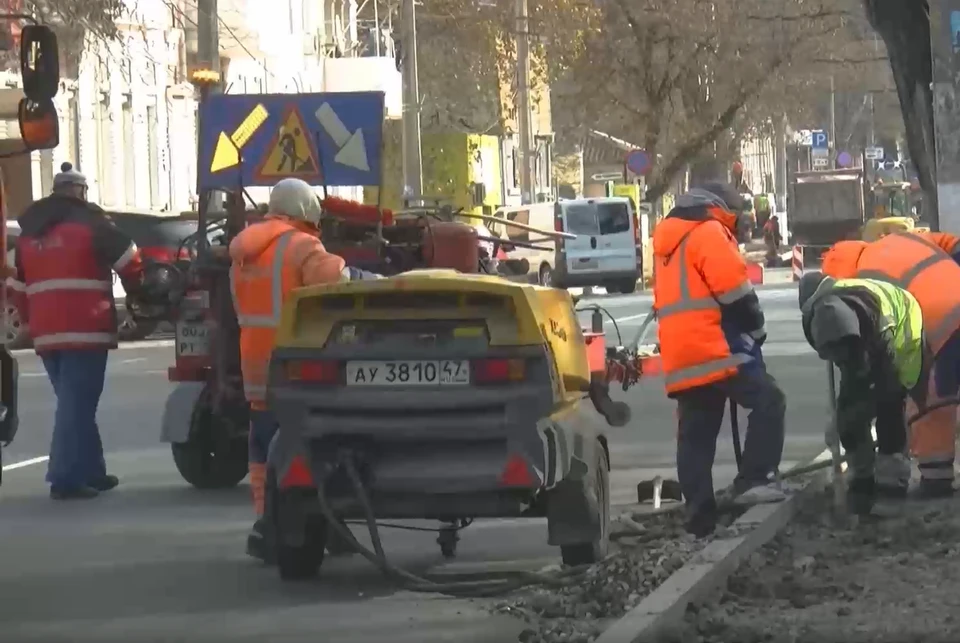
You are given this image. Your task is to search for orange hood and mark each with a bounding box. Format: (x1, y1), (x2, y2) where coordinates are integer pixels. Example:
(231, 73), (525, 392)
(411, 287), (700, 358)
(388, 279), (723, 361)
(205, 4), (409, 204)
(653, 188), (739, 259)
(228, 215), (318, 264)
(821, 240), (867, 279)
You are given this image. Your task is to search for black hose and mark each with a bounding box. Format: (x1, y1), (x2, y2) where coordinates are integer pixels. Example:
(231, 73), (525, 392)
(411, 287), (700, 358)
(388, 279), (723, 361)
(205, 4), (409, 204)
(311, 455), (591, 598)
(575, 304), (622, 345)
(906, 397), (960, 425)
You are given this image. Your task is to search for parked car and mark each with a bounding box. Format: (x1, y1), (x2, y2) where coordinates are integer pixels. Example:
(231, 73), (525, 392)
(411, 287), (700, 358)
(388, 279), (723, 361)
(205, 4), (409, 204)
(2, 210), (203, 349)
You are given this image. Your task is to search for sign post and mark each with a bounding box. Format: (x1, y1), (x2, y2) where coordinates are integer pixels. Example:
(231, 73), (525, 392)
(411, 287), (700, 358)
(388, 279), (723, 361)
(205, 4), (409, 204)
(810, 129), (829, 170)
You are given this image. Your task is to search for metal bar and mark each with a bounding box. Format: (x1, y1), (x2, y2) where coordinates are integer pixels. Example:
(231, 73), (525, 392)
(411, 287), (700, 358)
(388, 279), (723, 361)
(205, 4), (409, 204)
(627, 309), (658, 351)
(457, 211), (576, 239)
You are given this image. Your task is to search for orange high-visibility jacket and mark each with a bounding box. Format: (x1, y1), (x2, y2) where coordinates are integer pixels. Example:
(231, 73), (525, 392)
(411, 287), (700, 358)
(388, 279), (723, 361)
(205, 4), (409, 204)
(229, 216), (346, 408)
(822, 232), (960, 354)
(653, 189), (764, 395)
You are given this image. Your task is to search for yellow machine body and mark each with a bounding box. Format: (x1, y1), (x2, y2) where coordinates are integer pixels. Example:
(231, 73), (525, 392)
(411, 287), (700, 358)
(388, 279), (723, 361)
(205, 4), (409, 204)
(862, 216), (915, 241)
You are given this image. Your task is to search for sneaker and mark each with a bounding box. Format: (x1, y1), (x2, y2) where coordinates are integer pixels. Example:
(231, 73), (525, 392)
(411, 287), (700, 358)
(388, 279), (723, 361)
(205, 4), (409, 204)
(733, 481), (790, 506)
(876, 483), (908, 500)
(88, 475), (119, 492)
(919, 478), (955, 499)
(50, 486), (100, 500)
(246, 518), (276, 564)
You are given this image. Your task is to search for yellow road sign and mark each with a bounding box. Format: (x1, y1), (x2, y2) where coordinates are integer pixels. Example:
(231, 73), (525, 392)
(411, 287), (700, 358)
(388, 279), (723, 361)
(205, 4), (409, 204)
(253, 106), (321, 182)
(209, 104), (270, 173)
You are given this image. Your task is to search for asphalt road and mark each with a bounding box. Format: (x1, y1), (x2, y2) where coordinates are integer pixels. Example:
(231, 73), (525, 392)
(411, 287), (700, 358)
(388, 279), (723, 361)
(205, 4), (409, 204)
(0, 283), (833, 642)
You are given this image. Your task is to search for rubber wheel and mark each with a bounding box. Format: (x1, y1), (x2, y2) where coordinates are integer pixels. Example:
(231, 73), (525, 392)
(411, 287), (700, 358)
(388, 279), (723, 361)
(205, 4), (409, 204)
(171, 388), (249, 489)
(617, 279), (638, 294)
(560, 443), (610, 566)
(538, 264), (554, 287)
(117, 310), (157, 342)
(2, 303), (29, 350)
(275, 490), (328, 581)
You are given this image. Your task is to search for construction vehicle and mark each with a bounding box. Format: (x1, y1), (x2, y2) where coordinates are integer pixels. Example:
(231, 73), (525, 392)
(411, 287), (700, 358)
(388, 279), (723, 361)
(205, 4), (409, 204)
(0, 19), (68, 484)
(789, 168), (866, 261)
(870, 180), (913, 219)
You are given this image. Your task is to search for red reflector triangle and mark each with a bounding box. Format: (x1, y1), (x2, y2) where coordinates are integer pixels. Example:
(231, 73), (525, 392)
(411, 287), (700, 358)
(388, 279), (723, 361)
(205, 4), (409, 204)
(499, 454), (536, 487)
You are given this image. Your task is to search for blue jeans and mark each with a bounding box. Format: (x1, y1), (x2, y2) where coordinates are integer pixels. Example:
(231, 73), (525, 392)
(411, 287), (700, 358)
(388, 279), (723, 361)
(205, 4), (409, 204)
(41, 349), (109, 491)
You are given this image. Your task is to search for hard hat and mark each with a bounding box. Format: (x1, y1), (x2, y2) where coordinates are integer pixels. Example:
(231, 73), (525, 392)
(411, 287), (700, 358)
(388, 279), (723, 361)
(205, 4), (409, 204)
(53, 162), (87, 190)
(268, 178), (321, 224)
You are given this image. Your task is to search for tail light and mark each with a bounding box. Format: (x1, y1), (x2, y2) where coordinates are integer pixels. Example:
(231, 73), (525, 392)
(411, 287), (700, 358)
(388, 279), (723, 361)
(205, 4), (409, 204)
(281, 455), (315, 488)
(499, 453), (537, 487)
(555, 217), (564, 232)
(473, 358), (525, 384)
(286, 359), (340, 384)
(142, 247), (191, 263)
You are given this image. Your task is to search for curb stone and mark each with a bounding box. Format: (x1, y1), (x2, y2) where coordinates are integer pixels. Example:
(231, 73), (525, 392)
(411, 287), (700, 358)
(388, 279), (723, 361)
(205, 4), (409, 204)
(594, 455), (831, 643)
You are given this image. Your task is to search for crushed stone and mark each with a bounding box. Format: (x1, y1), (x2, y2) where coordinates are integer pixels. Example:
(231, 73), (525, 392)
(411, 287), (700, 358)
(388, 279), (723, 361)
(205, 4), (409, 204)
(664, 489), (960, 643)
(493, 507), (741, 643)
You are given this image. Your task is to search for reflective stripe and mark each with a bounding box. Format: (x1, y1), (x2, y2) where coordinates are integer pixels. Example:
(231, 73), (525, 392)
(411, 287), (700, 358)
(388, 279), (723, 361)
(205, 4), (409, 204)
(657, 238), (717, 318)
(918, 461), (955, 480)
(113, 242), (139, 271)
(663, 353), (751, 388)
(927, 300), (960, 350)
(33, 331), (115, 348)
(230, 230), (296, 328)
(25, 278), (113, 295)
(4, 277), (24, 292)
(748, 326), (766, 339)
(244, 383), (267, 400)
(715, 280), (754, 305)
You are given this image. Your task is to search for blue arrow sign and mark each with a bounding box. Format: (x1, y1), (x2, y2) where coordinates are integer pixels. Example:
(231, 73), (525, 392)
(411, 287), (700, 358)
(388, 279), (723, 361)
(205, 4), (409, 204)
(197, 91), (385, 190)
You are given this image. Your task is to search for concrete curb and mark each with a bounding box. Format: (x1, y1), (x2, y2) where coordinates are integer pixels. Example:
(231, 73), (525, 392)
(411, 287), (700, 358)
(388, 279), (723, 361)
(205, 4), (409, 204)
(594, 452), (831, 643)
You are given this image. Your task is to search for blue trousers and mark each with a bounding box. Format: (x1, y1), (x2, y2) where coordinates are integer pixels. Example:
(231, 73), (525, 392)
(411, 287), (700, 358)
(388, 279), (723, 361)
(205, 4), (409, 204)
(41, 349), (109, 491)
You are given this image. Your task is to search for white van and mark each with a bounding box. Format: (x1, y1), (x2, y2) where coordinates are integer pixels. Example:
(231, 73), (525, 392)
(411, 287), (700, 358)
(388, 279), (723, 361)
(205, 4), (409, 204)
(492, 199), (641, 292)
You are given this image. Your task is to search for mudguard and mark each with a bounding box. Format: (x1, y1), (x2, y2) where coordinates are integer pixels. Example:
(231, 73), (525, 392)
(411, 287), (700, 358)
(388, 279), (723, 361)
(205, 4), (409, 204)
(0, 346), (18, 445)
(161, 382), (205, 444)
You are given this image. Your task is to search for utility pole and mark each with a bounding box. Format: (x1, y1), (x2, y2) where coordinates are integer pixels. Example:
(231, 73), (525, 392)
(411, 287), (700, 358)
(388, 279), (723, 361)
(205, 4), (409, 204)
(928, 0), (956, 231)
(515, 0), (534, 204)
(829, 75), (837, 165)
(195, 0), (223, 211)
(400, 0), (423, 203)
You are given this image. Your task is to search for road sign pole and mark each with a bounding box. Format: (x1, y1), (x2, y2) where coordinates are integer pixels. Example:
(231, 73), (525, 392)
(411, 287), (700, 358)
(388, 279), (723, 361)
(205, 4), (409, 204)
(197, 0), (223, 212)
(400, 0), (423, 203)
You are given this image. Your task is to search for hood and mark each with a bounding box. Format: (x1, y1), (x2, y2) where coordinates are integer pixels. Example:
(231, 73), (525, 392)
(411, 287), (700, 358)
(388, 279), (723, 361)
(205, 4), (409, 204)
(653, 187), (740, 258)
(228, 216), (317, 264)
(18, 194), (101, 237)
(821, 240), (867, 279)
(798, 272), (862, 349)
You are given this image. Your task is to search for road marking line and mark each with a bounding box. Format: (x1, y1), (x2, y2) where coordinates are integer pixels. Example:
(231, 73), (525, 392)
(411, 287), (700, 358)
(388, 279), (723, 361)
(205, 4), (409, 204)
(1, 455), (48, 471)
(11, 339), (174, 356)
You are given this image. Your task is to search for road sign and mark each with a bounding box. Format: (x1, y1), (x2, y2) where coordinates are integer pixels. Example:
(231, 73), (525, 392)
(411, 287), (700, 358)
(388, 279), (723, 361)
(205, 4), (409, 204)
(837, 151), (853, 168)
(198, 91), (385, 190)
(253, 106), (321, 183)
(625, 149), (651, 175)
(865, 146), (884, 160)
(592, 172), (623, 181)
(811, 130), (828, 149)
(813, 156), (829, 169)
(811, 147), (829, 158)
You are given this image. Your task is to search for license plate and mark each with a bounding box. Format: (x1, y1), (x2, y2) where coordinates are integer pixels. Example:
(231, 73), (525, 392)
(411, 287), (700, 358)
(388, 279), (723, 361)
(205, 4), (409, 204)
(345, 360), (470, 386)
(572, 258), (598, 270)
(175, 321), (210, 357)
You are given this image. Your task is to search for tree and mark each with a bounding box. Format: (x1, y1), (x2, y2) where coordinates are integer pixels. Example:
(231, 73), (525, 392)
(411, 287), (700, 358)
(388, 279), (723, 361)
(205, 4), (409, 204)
(537, 0), (855, 200)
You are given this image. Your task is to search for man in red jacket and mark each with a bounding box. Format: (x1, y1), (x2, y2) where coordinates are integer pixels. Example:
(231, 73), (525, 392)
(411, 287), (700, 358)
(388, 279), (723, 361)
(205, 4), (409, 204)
(7, 163), (145, 499)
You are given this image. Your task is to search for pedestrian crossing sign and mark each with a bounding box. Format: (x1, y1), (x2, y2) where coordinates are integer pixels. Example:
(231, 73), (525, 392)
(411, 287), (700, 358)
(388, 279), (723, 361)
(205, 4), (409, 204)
(252, 105), (322, 183)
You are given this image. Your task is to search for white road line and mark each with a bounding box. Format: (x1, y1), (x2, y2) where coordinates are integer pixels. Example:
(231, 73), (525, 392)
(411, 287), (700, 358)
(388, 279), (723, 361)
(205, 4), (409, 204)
(1, 455), (48, 471)
(11, 339), (174, 356)
(21, 368), (168, 378)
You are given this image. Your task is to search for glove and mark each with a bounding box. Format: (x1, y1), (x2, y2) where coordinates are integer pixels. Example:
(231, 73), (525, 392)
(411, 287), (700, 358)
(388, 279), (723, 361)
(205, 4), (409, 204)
(340, 267), (384, 282)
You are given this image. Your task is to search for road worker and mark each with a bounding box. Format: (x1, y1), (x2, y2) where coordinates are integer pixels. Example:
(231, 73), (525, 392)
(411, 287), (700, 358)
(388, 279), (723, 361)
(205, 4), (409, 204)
(799, 272), (924, 513)
(821, 232), (960, 497)
(231, 178), (382, 562)
(7, 163), (145, 500)
(652, 182), (787, 538)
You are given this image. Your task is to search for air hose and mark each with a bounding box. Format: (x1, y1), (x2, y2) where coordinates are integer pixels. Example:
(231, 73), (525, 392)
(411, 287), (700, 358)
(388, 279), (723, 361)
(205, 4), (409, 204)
(312, 454), (591, 598)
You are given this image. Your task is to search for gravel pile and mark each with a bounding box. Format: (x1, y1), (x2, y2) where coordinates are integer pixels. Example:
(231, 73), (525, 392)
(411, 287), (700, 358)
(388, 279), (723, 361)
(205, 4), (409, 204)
(493, 508), (738, 643)
(667, 489), (960, 643)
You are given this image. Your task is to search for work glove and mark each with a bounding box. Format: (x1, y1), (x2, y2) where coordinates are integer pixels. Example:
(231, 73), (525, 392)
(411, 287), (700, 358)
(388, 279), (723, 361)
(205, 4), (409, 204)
(340, 267), (384, 282)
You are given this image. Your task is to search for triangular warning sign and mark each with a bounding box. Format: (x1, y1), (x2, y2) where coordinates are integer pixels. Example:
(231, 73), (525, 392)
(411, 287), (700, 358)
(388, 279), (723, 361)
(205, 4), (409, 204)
(253, 106), (322, 183)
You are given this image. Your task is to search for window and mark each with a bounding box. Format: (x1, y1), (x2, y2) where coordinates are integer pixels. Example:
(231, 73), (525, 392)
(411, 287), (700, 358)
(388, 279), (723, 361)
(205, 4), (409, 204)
(564, 204), (599, 235)
(122, 97), (135, 207)
(506, 209), (530, 242)
(65, 93), (79, 167)
(95, 94), (114, 207)
(147, 105), (161, 207)
(597, 202), (631, 235)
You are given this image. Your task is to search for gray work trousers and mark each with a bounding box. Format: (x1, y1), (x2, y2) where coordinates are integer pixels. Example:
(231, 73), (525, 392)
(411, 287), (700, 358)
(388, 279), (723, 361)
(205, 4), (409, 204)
(675, 369), (787, 516)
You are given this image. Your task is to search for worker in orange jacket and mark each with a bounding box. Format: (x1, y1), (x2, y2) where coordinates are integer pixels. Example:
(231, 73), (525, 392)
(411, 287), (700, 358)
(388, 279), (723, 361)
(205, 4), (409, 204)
(822, 232), (960, 497)
(653, 182), (787, 538)
(230, 178), (375, 561)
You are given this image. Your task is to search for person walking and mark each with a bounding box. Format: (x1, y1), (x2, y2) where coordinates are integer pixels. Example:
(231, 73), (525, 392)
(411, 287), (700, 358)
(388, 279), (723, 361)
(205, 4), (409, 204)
(7, 163), (145, 499)
(652, 182), (787, 538)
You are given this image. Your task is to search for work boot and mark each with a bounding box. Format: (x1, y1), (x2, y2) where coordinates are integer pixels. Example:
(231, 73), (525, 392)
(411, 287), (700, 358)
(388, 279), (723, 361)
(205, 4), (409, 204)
(875, 454), (909, 500)
(684, 500), (718, 539)
(246, 518), (276, 564)
(88, 475), (119, 492)
(918, 478), (955, 499)
(847, 477), (875, 515)
(50, 486), (100, 500)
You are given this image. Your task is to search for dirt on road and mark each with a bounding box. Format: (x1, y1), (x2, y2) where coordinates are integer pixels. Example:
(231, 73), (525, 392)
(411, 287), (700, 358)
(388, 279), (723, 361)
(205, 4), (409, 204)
(669, 489), (960, 643)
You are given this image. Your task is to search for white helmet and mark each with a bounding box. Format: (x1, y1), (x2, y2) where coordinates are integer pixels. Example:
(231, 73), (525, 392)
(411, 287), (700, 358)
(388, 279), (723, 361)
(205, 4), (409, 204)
(268, 178), (322, 225)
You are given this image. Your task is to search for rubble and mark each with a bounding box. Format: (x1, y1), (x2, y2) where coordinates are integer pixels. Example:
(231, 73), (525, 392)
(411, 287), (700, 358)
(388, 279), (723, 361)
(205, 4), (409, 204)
(666, 489), (960, 643)
(494, 508), (739, 643)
